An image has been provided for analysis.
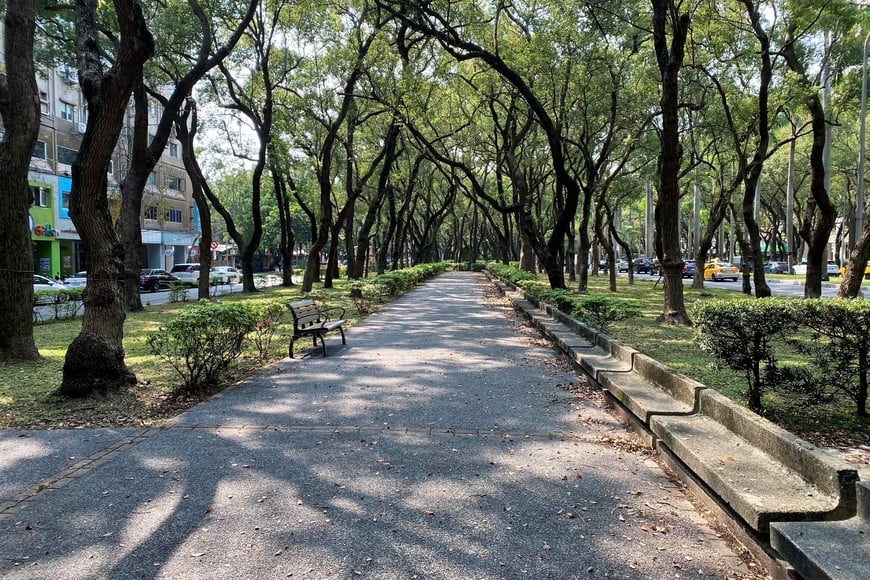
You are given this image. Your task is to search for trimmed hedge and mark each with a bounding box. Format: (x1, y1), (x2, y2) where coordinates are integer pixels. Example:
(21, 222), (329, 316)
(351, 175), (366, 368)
(492, 263), (642, 332)
(694, 297), (870, 417)
(349, 262), (452, 302)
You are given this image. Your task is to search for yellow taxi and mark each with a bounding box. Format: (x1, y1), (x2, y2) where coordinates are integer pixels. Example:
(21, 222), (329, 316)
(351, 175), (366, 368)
(838, 263), (870, 278)
(704, 260), (739, 282)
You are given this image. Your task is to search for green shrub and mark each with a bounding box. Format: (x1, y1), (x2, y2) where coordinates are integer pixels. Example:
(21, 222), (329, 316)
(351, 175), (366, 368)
(540, 288), (578, 314)
(515, 279), (550, 300)
(148, 300), (257, 394)
(572, 295), (643, 333)
(168, 280), (189, 303)
(789, 299), (870, 418)
(247, 300), (287, 358)
(693, 298), (801, 412)
(486, 262), (538, 285)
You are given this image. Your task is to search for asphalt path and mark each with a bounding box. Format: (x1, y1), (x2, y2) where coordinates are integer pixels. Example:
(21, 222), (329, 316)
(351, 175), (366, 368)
(3, 272), (757, 578)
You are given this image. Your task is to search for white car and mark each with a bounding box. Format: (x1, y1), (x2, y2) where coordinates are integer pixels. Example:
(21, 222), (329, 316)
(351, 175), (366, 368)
(33, 274), (65, 291)
(169, 263), (201, 286)
(792, 261), (840, 278)
(210, 266), (241, 285)
(63, 271), (88, 287)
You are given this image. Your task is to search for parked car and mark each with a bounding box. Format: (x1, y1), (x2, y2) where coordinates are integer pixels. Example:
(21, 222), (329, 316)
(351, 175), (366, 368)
(616, 259), (629, 273)
(704, 260), (739, 282)
(838, 263), (870, 278)
(650, 259), (662, 275)
(63, 271), (88, 287)
(169, 263), (201, 286)
(33, 274), (66, 304)
(763, 261), (789, 274)
(209, 266), (242, 285)
(792, 260), (840, 278)
(139, 268), (177, 292)
(634, 258), (652, 274)
(682, 260), (696, 278)
(33, 274), (65, 292)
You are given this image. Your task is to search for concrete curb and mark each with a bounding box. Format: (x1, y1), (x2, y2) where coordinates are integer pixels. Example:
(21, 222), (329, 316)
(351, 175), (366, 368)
(771, 482), (870, 580)
(489, 272), (865, 578)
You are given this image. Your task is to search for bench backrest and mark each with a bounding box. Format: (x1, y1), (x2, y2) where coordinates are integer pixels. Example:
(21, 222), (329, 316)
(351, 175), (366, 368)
(288, 299), (322, 329)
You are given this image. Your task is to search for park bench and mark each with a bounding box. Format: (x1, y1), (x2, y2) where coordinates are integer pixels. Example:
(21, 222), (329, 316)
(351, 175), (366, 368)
(287, 298), (347, 358)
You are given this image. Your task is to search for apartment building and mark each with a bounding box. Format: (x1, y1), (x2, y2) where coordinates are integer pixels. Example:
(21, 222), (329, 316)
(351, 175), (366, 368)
(23, 61), (197, 279)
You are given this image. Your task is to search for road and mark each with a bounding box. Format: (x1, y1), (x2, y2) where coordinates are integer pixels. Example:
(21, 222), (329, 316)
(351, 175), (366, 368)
(33, 275), (282, 322)
(628, 272), (846, 298)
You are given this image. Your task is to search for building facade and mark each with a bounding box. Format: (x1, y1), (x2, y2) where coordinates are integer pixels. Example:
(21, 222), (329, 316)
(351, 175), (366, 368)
(19, 59), (198, 278)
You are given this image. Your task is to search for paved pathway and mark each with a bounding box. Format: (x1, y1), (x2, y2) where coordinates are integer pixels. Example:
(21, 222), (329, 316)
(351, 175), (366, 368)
(1, 273), (758, 578)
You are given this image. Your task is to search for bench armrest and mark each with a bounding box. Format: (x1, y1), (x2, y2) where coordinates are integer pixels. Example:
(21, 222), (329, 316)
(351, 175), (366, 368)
(319, 306), (346, 321)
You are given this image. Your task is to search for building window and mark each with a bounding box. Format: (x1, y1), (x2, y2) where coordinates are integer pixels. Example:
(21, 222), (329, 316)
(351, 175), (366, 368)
(32, 141), (47, 160)
(60, 102), (75, 122)
(147, 171), (157, 186)
(165, 208), (183, 223)
(57, 146), (77, 165)
(164, 176), (185, 192)
(32, 186), (50, 207)
(169, 142), (179, 158)
(107, 160), (114, 175)
(144, 206), (158, 220)
(39, 91), (50, 116)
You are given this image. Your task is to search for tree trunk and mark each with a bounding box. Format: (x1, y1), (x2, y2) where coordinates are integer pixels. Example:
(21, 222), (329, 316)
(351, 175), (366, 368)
(116, 0), (255, 307)
(354, 122), (401, 279)
(782, 27), (836, 299)
(62, 0), (154, 396)
(175, 101), (213, 299)
(838, 213), (870, 297)
(0, 0), (41, 361)
(652, 0), (691, 324)
(117, 81), (149, 312)
(271, 166), (296, 286)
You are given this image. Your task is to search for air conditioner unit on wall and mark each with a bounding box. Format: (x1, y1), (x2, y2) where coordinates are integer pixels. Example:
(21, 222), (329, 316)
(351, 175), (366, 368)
(74, 122), (86, 135)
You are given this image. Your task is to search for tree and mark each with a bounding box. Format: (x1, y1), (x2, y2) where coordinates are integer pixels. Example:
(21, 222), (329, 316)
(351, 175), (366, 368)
(61, 0), (155, 397)
(0, 0), (41, 361)
(380, 0), (584, 289)
(651, 0), (692, 324)
(117, 0), (256, 309)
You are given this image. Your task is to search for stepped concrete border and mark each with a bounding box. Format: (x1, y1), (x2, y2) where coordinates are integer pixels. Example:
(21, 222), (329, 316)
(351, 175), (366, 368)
(770, 481), (870, 580)
(487, 272), (864, 579)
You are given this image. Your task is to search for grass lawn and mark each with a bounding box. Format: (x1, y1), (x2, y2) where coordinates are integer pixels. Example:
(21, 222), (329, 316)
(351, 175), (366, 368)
(578, 274), (870, 448)
(0, 281), (367, 430)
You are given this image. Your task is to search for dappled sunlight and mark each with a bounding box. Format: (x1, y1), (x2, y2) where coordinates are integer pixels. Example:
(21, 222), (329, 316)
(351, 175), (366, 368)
(0, 274), (752, 578)
(117, 492), (182, 557)
(0, 437), (54, 470)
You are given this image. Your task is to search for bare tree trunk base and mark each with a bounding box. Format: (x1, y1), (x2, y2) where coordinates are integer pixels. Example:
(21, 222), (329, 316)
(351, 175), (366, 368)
(60, 333), (136, 397)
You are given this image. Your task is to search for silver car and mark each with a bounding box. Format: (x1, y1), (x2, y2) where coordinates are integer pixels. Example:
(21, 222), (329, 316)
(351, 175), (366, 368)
(63, 271), (88, 287)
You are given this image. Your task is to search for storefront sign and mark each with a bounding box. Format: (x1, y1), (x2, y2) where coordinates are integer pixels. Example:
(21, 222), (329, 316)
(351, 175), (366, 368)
(29, 214), (58, 237)
(33, 223), (58, 237)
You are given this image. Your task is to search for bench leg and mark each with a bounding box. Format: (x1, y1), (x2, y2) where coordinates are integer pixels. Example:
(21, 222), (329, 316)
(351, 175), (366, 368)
(289, 337), (296, 358)
(339, 326), (346, 345)
(321, 333), (328, 356)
